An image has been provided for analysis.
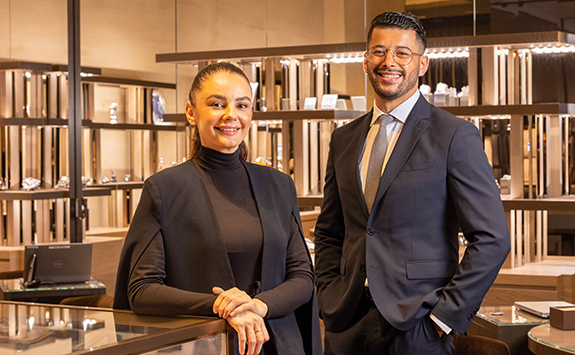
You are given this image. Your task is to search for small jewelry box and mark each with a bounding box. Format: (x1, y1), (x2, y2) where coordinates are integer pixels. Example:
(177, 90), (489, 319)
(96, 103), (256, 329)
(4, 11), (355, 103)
(550, 306), (575, 330)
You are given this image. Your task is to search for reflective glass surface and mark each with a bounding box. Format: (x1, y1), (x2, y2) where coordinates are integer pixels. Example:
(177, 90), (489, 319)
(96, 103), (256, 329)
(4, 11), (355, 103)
(529, 324), (575, 354)
(0, 301), (227, 354)
(476, 305), (549, 326)
(0, 279), (105, 293)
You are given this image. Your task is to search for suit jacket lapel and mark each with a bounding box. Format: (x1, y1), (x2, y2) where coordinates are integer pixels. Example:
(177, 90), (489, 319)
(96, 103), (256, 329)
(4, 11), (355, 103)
(372, 97), (430, 209)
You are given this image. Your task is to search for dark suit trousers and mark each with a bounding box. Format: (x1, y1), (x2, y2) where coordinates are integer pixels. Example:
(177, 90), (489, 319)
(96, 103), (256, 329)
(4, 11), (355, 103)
(324, 289), (455, 355)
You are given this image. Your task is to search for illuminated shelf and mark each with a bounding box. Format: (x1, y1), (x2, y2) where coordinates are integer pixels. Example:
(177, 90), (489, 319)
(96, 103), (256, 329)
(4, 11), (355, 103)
(156, 31), (575, 65)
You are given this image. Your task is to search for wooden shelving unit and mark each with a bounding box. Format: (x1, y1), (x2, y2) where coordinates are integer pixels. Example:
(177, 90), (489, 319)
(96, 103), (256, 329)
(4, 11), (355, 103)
(0, 60), (181, 260)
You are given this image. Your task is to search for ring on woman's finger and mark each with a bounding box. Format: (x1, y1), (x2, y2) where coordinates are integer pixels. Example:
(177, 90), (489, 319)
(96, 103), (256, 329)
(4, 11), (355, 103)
(254, 329), (262, 333)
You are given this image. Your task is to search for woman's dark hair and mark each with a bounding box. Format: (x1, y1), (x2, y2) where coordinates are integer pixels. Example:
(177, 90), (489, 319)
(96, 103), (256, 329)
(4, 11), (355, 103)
(367, 12), (427, 53)
(187, 61), (251, 160)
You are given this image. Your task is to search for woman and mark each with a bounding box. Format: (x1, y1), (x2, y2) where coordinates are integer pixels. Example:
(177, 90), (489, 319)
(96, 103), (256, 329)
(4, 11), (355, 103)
(113, 62), (321, 355)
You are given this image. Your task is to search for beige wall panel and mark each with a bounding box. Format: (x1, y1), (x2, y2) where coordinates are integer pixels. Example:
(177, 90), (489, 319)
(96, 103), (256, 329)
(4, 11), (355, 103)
(366, 0), (403, 19)
(0, 0), (10, 59)
(343, 0), (366, 43)
(176, 65), (197, 113)
(326, 0), (403, 45)
(6, 0), (67, 63)
(176, 0), (267, 52)
(81, 0), (176, 83)
(267, 0), (324, 47)
(0, 71), (12, 117)
(324, 0), (346, 44)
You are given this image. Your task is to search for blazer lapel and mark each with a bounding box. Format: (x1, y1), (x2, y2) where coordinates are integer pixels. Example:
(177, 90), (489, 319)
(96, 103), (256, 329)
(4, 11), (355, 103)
(372, 97), (430, 209)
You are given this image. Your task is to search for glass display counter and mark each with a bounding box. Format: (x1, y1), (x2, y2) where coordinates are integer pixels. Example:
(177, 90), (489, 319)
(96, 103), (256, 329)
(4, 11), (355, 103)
(0, 300), (232, 354)
(468, 305), (548, 355)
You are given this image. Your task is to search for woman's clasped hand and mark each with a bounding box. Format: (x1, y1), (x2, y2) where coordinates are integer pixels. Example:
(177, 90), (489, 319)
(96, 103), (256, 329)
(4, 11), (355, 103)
(212, 287), (270, 355)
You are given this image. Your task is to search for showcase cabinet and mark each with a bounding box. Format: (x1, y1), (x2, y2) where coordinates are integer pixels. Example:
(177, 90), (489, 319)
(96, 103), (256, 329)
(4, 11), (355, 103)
(0, 300), (232, 355)
(157, 31), (575, 270)
(0, 62), (181, 275)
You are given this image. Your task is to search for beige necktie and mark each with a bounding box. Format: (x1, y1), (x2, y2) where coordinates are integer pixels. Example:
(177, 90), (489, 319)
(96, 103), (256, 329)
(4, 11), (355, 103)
(364, 114), (394, 212)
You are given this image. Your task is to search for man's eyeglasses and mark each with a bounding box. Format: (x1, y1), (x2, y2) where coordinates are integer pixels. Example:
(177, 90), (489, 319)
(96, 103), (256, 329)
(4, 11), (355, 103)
(365, 46), (423, 66)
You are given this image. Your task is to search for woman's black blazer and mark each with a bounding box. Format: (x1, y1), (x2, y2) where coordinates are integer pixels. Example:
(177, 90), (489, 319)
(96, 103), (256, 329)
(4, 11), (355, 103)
(114, 159), (322, 355)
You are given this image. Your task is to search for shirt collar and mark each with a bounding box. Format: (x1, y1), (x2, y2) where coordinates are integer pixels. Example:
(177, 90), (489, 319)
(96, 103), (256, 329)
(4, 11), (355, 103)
(371, 90), (421, 126)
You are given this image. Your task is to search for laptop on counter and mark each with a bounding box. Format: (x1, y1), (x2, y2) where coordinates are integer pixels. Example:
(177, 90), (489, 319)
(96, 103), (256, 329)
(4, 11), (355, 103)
(24, 243), (93, 285)
(514, 301), (575, 318)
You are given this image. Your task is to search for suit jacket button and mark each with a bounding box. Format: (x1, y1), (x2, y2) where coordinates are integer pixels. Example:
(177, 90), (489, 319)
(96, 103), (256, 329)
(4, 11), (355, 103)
(360, 264), (366, 272)
(367, 228), (375, 236)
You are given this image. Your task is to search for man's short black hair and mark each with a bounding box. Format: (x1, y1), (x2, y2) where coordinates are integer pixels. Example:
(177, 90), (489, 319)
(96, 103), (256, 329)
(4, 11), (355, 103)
(367, 12), (427, 52)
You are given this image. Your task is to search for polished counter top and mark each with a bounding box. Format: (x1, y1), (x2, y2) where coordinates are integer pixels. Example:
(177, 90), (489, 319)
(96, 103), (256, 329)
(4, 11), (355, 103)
(476, 305), (548, 326)
(529, 324), (575, 354)
(0, 300), (231, 355)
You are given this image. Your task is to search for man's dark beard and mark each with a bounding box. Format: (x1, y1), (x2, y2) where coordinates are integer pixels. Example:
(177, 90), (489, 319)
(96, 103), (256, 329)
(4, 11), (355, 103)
(368, 66), (419, 101)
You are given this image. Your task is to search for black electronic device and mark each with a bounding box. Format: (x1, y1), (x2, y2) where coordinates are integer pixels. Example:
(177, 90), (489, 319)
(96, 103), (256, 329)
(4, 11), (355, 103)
(23, 244), (92, 285)
(23, 253), (41, 288)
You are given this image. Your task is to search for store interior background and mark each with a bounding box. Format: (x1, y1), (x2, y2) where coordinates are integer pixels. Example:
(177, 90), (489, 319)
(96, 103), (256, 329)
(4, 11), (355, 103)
(5, 0), (574, 111)
(1, 0), (575, 300)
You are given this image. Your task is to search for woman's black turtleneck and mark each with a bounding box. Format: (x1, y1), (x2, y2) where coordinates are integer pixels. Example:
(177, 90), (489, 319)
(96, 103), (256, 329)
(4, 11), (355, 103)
(194, 146), (263, 296)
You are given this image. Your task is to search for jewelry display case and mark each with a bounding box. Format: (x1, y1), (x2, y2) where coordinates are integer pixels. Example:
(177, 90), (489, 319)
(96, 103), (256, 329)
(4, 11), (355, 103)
(156, 31), (575, 279)
(0, 300), (232, 355)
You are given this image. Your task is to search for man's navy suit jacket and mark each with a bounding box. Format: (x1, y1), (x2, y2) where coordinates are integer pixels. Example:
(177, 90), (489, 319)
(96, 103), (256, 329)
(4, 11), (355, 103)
(314, 95), (511, 335)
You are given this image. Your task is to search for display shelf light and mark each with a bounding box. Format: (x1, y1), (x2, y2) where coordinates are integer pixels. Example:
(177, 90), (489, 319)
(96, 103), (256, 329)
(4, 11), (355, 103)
(425, 48), (469, 59)
(532, 45), (575, 54)
(329, 55), (364, 64)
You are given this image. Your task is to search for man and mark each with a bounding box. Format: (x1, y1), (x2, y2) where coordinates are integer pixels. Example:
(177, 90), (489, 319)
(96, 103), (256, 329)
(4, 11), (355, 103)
(314, 11), (511, 354)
